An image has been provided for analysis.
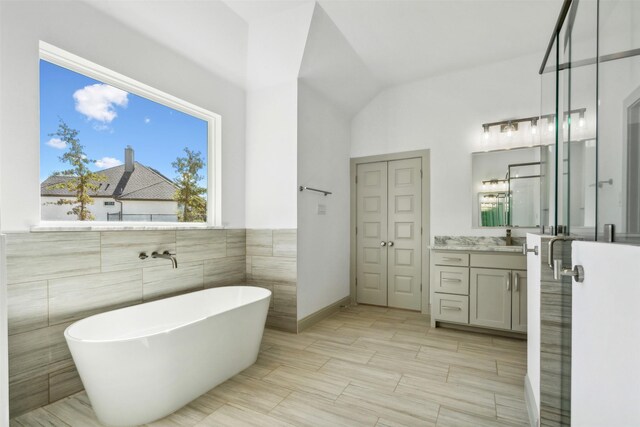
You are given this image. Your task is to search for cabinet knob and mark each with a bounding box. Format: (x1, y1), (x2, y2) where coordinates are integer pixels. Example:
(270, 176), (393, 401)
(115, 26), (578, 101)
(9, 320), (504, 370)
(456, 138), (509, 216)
(380, 241), (387, 247)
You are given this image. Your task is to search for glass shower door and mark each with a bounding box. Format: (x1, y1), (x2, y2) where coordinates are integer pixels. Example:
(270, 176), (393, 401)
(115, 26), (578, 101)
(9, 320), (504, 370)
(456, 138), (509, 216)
(597, 0), (640, 243)
(561, 0), (598, 240)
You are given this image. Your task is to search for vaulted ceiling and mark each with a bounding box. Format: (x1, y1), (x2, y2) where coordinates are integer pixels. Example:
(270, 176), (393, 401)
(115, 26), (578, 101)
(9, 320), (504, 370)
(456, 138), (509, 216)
(85, 0), (562, 103)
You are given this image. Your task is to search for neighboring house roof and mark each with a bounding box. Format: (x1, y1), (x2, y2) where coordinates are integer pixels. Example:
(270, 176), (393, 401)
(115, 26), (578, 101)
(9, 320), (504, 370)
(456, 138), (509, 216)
(41, 162), (178, 201)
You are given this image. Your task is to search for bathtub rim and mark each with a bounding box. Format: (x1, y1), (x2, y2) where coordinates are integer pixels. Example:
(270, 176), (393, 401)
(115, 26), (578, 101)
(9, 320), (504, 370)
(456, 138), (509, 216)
(64, 285), (271, 344)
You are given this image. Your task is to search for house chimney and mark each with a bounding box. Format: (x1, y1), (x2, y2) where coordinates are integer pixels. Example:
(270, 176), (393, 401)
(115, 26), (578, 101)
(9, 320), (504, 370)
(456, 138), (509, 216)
(125, 146), (135, 172)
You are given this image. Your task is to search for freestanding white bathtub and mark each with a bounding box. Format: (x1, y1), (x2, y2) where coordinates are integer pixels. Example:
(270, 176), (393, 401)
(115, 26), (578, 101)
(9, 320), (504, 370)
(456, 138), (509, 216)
(64, 286), (271, 426)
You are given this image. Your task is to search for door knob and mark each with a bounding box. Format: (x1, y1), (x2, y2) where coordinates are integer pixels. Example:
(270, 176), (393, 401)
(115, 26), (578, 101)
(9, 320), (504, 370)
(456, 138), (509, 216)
(388, 241), (394, 247)
(380, 241), (387, 247)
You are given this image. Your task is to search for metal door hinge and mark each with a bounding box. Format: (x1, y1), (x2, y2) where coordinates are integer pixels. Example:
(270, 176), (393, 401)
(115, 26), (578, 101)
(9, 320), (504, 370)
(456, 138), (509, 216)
(355, 226), (358, 235)
(355, 278), (358, 287)
(355, 175), (358, 184)
(420, 169), (423, 179)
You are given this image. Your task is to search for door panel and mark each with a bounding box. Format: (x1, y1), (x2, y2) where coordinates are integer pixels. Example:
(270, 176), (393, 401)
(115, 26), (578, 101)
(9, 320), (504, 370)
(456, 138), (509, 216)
(387, 158), (422, 310)
(470, 268), (511, 330)
(511, 270), (527, 332)
(356, 162), (388, 306)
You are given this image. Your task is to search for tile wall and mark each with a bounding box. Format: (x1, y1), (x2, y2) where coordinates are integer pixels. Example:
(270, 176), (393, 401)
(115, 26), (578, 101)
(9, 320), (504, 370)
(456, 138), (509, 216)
(6, 228), (300, 417)
(539, 239), (572, 426)
(245, 229), (297, 333)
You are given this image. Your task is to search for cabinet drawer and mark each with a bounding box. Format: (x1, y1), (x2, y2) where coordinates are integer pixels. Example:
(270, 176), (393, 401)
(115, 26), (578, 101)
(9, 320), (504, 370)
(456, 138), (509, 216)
(432, 266), (469, 295)
(470, 253), (526, 270)
(432, 251), (469, 267)
(432, 294), (469, 324)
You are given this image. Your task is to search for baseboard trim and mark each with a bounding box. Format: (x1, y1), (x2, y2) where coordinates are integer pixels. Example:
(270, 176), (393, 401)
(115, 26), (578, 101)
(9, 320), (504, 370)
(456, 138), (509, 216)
(297, 296), (351, 332)
(524, 374), (539, 427)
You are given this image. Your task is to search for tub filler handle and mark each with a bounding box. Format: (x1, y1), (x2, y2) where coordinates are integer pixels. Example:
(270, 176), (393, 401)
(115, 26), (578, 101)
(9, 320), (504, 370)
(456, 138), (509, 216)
(152, 250), (178, 269)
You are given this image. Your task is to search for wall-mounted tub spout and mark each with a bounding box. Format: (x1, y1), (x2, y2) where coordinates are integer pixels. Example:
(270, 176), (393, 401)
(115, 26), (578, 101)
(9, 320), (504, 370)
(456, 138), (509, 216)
(152, 251), (178, 269)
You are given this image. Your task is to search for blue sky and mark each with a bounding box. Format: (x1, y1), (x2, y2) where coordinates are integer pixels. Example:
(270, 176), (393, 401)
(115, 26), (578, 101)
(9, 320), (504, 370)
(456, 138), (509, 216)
(40, 60), (208, 186)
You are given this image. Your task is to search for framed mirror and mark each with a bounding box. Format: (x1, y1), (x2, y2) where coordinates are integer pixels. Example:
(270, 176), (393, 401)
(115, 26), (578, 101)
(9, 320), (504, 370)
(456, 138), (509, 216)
(472, 147), (541, 228)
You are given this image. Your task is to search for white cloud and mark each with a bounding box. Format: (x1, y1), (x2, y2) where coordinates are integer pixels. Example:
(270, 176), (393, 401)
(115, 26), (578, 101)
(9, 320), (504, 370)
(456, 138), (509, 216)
(73, 84), (128, 123)
(95, 157), (123, 169)
(46, 138), (66, 149)
(144, 117), (151, 124)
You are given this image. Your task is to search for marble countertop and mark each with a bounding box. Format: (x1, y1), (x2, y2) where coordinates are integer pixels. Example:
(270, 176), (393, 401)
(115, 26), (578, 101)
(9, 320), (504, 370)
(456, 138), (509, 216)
(430, 235), (525, 253)
(429, 244), (524, 253)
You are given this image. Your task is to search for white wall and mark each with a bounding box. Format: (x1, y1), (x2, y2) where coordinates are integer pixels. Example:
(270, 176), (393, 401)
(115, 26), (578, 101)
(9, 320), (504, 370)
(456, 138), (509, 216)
(351, 52), (543, 239)
(571, 241), (640, 425)
(297, 82), (351, 319)
(243, 3), (314, 229)
(0, 0), (246, 232)
(245, 82), (299, 228)
(0, 2), (9, 421)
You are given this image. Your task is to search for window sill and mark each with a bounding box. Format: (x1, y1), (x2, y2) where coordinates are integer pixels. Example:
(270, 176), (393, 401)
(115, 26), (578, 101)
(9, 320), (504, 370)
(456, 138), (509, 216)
(31, 222), (223, 232)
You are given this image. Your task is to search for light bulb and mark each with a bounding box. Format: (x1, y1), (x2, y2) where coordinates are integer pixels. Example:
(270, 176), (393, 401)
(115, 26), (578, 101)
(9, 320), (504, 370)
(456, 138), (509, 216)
(531, 124), (537, 135)
(548, 122), (554, 132)
(507, 128), (513, 138)
(482, 125), (490, 141)
(579, 112), (585, 128)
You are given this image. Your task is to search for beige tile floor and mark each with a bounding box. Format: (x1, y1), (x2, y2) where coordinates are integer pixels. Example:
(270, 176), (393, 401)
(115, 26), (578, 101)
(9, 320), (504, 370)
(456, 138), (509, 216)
(11, 305), (528, 427)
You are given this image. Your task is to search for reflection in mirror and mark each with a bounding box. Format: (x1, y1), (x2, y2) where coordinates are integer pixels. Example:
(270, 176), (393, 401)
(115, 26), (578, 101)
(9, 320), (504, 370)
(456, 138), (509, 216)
(509, 162), (541, 227)
(472, 147), (541, 228)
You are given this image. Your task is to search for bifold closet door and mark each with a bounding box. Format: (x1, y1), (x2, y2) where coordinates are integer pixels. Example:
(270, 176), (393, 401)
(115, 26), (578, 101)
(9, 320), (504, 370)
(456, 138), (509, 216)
(356, 158), (422, 309)
(387, 158), (422, 310)
(356, 162), (388, 306)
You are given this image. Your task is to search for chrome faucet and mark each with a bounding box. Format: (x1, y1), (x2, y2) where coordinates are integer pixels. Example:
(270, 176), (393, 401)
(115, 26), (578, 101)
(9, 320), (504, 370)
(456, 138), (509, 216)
(505, 229), (512, 246)
(152, 251), (178, 269)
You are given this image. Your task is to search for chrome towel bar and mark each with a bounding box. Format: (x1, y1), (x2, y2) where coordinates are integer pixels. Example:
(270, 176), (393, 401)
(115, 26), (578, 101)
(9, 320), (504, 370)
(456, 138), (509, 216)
(299, 186), (332, 196)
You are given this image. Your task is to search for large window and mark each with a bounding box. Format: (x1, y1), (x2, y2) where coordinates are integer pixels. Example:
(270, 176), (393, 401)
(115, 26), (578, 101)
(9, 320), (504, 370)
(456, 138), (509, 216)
(39, 42), (220, 225)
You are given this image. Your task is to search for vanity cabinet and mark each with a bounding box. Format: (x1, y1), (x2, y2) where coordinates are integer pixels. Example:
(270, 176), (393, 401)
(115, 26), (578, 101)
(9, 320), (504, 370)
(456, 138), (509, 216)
(431, 249), (527, 333)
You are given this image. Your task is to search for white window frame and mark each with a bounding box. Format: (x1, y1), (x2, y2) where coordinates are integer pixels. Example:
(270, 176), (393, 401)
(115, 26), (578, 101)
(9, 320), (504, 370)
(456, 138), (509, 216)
(38, 41), (222, 229)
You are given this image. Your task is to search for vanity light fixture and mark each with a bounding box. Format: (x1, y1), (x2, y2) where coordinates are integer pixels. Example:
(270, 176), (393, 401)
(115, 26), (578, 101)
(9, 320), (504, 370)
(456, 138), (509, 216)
(482, 178), (508, 189)
(481, 108), (587, 140)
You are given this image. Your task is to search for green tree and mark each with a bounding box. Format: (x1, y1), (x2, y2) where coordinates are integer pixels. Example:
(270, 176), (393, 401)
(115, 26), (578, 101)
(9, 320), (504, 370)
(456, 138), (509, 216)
(172, 148), (207, 222)
(46, 120), (106, 220)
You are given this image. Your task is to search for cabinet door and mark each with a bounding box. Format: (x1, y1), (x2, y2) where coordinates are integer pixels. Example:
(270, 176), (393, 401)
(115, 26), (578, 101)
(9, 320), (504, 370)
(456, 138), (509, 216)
(470, 268), (512, 330)
(511, 270), (527, 332)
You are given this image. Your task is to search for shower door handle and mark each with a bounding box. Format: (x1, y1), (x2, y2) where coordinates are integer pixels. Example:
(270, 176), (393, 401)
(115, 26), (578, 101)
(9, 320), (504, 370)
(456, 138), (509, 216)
(553, 259), (585, 283)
